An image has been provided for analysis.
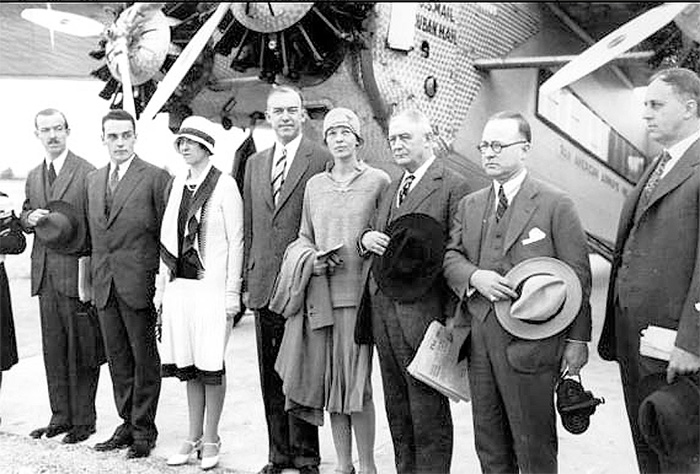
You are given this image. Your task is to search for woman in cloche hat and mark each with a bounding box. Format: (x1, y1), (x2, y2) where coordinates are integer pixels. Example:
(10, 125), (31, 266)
(297, 107), (390, 474)
(154, 116), (243, 470)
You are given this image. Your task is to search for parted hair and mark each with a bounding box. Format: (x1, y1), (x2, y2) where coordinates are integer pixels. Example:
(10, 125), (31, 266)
(35, 108), (69, 130)
(101, 109), (136, 133)
(650, 68), (700, 117)
(488, 111), (532, 142)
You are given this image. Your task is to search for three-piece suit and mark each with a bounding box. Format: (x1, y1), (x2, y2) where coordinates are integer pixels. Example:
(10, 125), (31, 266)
(86, 155), (170, 445)
(243, 136), (330, 469)
(599, 139), (700, 473)
(365, 159), (469, 474)
(443, 174), (592, 473)
(20, 151), (102, 431)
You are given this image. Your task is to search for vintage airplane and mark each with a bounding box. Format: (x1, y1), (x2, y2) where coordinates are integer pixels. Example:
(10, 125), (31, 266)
(18, 2), (700, 259)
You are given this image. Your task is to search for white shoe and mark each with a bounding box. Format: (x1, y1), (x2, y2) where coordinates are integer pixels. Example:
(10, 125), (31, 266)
(200, 438), (221, 470)
(166, 438), (201, 466)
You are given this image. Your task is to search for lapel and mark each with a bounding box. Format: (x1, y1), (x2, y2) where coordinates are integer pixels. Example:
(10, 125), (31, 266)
(399, 159), (442, 213)
(465, 188), (491, 262)
(642, 140), (700, 214)
(106, 156), (146, 228)
(504, 175), (539, 253)
(617, 161), (655, 245)
(377, 178), (401, 231)
(51, 151), (78, 201)
(275, 138), (311, 215)
(31, 164), (49, 208)
(261, 147), (275, 211)
(93, 166), (109, 225)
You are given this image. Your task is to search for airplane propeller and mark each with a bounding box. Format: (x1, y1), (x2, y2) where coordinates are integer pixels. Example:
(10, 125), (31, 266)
(139, 2), (231, 124)
(540, 2), (692, 95)
(21, 3), (173, 120)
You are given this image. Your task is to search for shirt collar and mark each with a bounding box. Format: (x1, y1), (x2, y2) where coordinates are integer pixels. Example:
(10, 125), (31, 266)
(45, 149), (68, 174)
(493, 168), (528, 204)
(402, 154), (436, 185)
(275, 134), (303, 161)
(110, 153), (135, 179)
(667, 128), (700, 160)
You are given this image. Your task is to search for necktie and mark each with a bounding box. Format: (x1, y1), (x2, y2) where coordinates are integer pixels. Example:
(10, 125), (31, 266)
(106, 164), (120, 214)
(109, 164), (120, 195)
(640, 150), (672, 206)
(272, 147), (287, 206)
(496, 185), (508, 221)
(47, 161), (56, 187)
(398, 174), (415, 207)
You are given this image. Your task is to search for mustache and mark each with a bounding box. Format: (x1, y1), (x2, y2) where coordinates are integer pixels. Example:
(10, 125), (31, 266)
(47, 139), (60, 145)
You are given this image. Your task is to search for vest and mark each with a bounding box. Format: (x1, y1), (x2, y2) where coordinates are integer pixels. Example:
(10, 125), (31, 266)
(467, 190), (516, 322)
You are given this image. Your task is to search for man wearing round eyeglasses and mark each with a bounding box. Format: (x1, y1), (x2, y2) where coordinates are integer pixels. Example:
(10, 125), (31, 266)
(444, 111), (592, 473)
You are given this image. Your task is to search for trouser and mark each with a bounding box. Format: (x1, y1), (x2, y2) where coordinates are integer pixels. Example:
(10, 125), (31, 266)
(469, 312), (563, 474)
(371, 291), (453, 474)
(614, 303), (667, 474)
(98, 285), (161, 443)
(38, 274), (100, 427)
(254, 307), (320, 468)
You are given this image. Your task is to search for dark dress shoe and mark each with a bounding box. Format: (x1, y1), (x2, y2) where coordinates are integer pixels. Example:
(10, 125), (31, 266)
(29, 424), (72, 439)
(125, 440), (154, 459)
(298, 466), (320, 474)
(94, 425), (133, 451)
(63, 425), (96, 444)
(258, 463), (287, 474)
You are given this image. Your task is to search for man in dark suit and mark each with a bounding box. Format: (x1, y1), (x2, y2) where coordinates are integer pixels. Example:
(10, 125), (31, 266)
(443, 111), (592, 473)
(20, 108), (101, 444)
(360, 109), (469, 474)
(243, 86), (330, 474)
(599, 67), (700, 473)
(86, 109), (170, 459)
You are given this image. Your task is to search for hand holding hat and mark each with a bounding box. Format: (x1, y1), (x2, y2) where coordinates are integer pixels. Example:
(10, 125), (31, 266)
(494, 257), (583, 340)
(34, 200), (86, 254)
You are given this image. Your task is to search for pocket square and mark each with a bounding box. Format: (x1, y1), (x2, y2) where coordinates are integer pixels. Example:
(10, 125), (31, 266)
(522, 227), (546, 245)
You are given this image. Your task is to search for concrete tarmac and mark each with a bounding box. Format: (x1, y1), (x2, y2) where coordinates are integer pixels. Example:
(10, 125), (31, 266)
(0, 235), (639, 473)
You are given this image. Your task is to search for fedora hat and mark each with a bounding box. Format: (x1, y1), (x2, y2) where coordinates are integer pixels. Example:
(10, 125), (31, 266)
(494, 257), (582, 340)
(34, 200), (85, 254)
(372, 213), (445, 303)
(638, 372), (700, 468)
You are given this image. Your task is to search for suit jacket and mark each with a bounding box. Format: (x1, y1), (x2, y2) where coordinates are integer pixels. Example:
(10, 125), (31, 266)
(20, 151), (95, 297)
(600, 140), (700, 360)
(86, 156), (171, 310)
(443, 174), (592, 342)
(366, 158), (470, 347)
(243, 136), (330, 310)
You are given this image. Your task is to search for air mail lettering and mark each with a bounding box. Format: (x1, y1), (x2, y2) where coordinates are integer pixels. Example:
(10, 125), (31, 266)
(419, 3), (455, 23)
(415, 15), (457, 44)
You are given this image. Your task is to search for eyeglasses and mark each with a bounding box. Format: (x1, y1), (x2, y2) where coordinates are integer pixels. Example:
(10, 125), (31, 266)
(477, 140), (528, 154)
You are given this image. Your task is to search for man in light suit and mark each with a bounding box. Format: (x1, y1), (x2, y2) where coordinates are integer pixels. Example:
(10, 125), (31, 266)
(360, 109), (469, 474)
(86, 109), (170, 459)
(443, 111), (591, 473)
(243, 86), (330, 474)
(599, 67), (700, 474)
(21, 108), (101, 444)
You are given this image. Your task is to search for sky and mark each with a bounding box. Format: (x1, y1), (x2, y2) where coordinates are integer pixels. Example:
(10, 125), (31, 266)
(0, 77), (275, 179)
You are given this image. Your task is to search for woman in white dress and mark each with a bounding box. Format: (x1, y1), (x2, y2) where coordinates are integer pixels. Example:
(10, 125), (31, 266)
(155, 116), (243, 470)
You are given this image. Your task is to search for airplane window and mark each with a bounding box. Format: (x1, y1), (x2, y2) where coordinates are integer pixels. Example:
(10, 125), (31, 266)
(536, 69), (649, 184)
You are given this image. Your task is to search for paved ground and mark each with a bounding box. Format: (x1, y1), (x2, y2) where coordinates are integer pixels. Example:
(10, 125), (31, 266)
(0, 179), (640, 474)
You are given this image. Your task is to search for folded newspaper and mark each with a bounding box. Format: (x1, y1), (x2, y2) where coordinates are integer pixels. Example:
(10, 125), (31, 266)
(639, 325), (677, 361)
(408, 321), (471, 403)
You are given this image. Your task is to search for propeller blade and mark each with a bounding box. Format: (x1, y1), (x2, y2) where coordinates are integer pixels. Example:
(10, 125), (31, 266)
(113, 38), (137, 118)
(140, 2), (231, 123)
(20, 8), (105, 37)
(540, 2), (691, 95)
